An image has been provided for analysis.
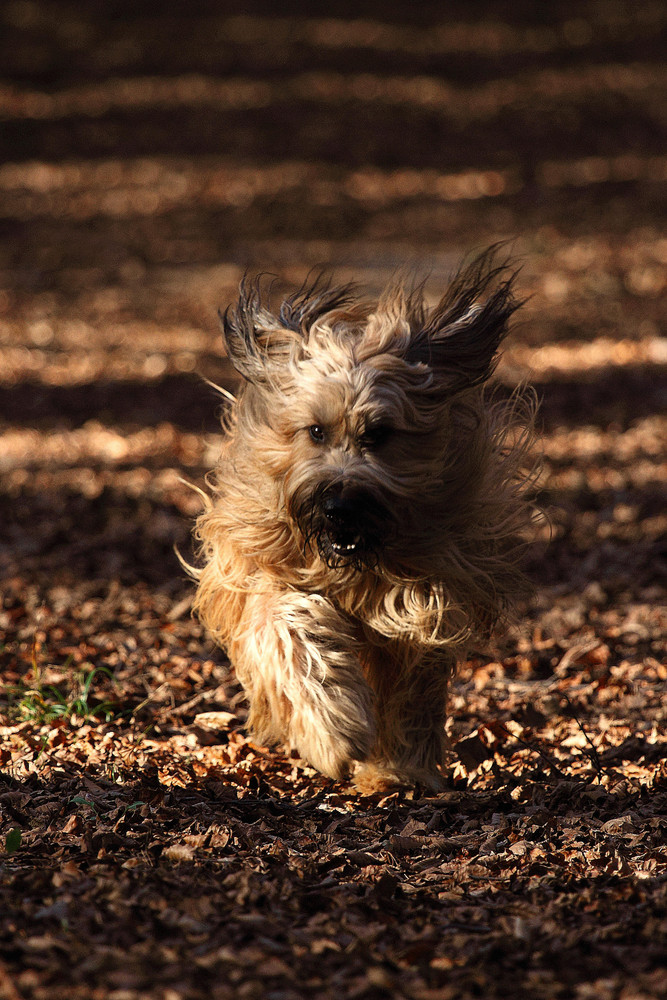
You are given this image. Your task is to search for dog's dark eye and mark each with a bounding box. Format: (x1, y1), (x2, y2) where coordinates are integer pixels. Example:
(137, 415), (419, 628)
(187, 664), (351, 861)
(309, 424), (326, 443)
(359, 424), (391, 449)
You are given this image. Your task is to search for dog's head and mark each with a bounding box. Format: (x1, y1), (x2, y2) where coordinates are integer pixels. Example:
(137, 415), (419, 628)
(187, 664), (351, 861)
(220, 249), (521, 570)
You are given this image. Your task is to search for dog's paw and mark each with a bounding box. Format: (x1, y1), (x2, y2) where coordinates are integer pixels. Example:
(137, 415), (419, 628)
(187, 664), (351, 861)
(282, 657), (376, 780)
(291, 692), (376, 781)
(353, 760), (446, 796)
(300, 723), (375, 782)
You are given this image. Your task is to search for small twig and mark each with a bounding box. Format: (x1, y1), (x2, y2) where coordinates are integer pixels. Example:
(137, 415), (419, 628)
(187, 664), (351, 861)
(553, 640), (603, 678)
(559, 692), (603, 782)
(493, 721), (568, 779)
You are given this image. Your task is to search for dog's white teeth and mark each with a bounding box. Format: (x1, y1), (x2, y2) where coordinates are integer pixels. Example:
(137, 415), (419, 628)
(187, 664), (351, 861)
(332, 539), (359, 553)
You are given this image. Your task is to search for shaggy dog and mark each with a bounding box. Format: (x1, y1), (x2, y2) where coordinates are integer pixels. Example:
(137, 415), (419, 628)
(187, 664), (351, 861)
(192, 249), (536, 792)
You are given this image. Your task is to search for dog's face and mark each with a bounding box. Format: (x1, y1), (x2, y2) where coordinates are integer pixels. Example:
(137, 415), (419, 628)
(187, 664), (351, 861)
(282, 343), (423, 568)
(221, 252), (519, 570)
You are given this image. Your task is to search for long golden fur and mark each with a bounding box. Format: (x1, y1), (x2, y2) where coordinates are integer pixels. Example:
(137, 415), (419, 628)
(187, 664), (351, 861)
(192, 249), (537, 792)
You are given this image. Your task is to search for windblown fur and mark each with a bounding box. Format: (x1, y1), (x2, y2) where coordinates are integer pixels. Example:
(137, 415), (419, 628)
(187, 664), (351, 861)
(193, 249), (537, 792)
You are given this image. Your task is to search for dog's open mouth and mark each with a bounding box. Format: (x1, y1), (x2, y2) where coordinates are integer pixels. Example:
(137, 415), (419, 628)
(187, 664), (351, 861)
(319, 528), (367, 564)
(329, 532), (362, 555)
(294, 483), (389, 568)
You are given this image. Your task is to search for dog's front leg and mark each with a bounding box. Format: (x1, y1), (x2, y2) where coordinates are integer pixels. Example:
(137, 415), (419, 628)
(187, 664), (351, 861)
(230, 589), (376, 780)
(356, 648), (453, 793)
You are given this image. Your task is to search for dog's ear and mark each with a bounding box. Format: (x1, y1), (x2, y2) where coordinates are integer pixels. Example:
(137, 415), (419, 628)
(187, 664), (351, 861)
(219, 278), (267, 384)
(279, 272), (359, 335)
(220, 276), (302, 385)
(221, 274), (359, 384)
(406, 249), (522, 392)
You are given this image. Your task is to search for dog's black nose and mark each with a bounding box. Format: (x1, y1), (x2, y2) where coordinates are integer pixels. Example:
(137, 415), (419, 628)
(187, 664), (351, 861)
(323, 494), (356, 527)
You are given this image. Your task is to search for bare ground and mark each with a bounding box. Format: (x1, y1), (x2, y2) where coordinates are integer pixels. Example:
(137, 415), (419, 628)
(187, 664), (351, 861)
(0, 3), (666, 999)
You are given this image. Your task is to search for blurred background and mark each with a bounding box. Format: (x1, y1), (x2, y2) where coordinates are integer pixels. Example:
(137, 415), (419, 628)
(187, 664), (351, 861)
(0, 0), (665, 605)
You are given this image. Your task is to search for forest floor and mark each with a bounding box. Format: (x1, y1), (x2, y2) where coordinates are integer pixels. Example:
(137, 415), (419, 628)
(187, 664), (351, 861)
(1, 2), (666, 998)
